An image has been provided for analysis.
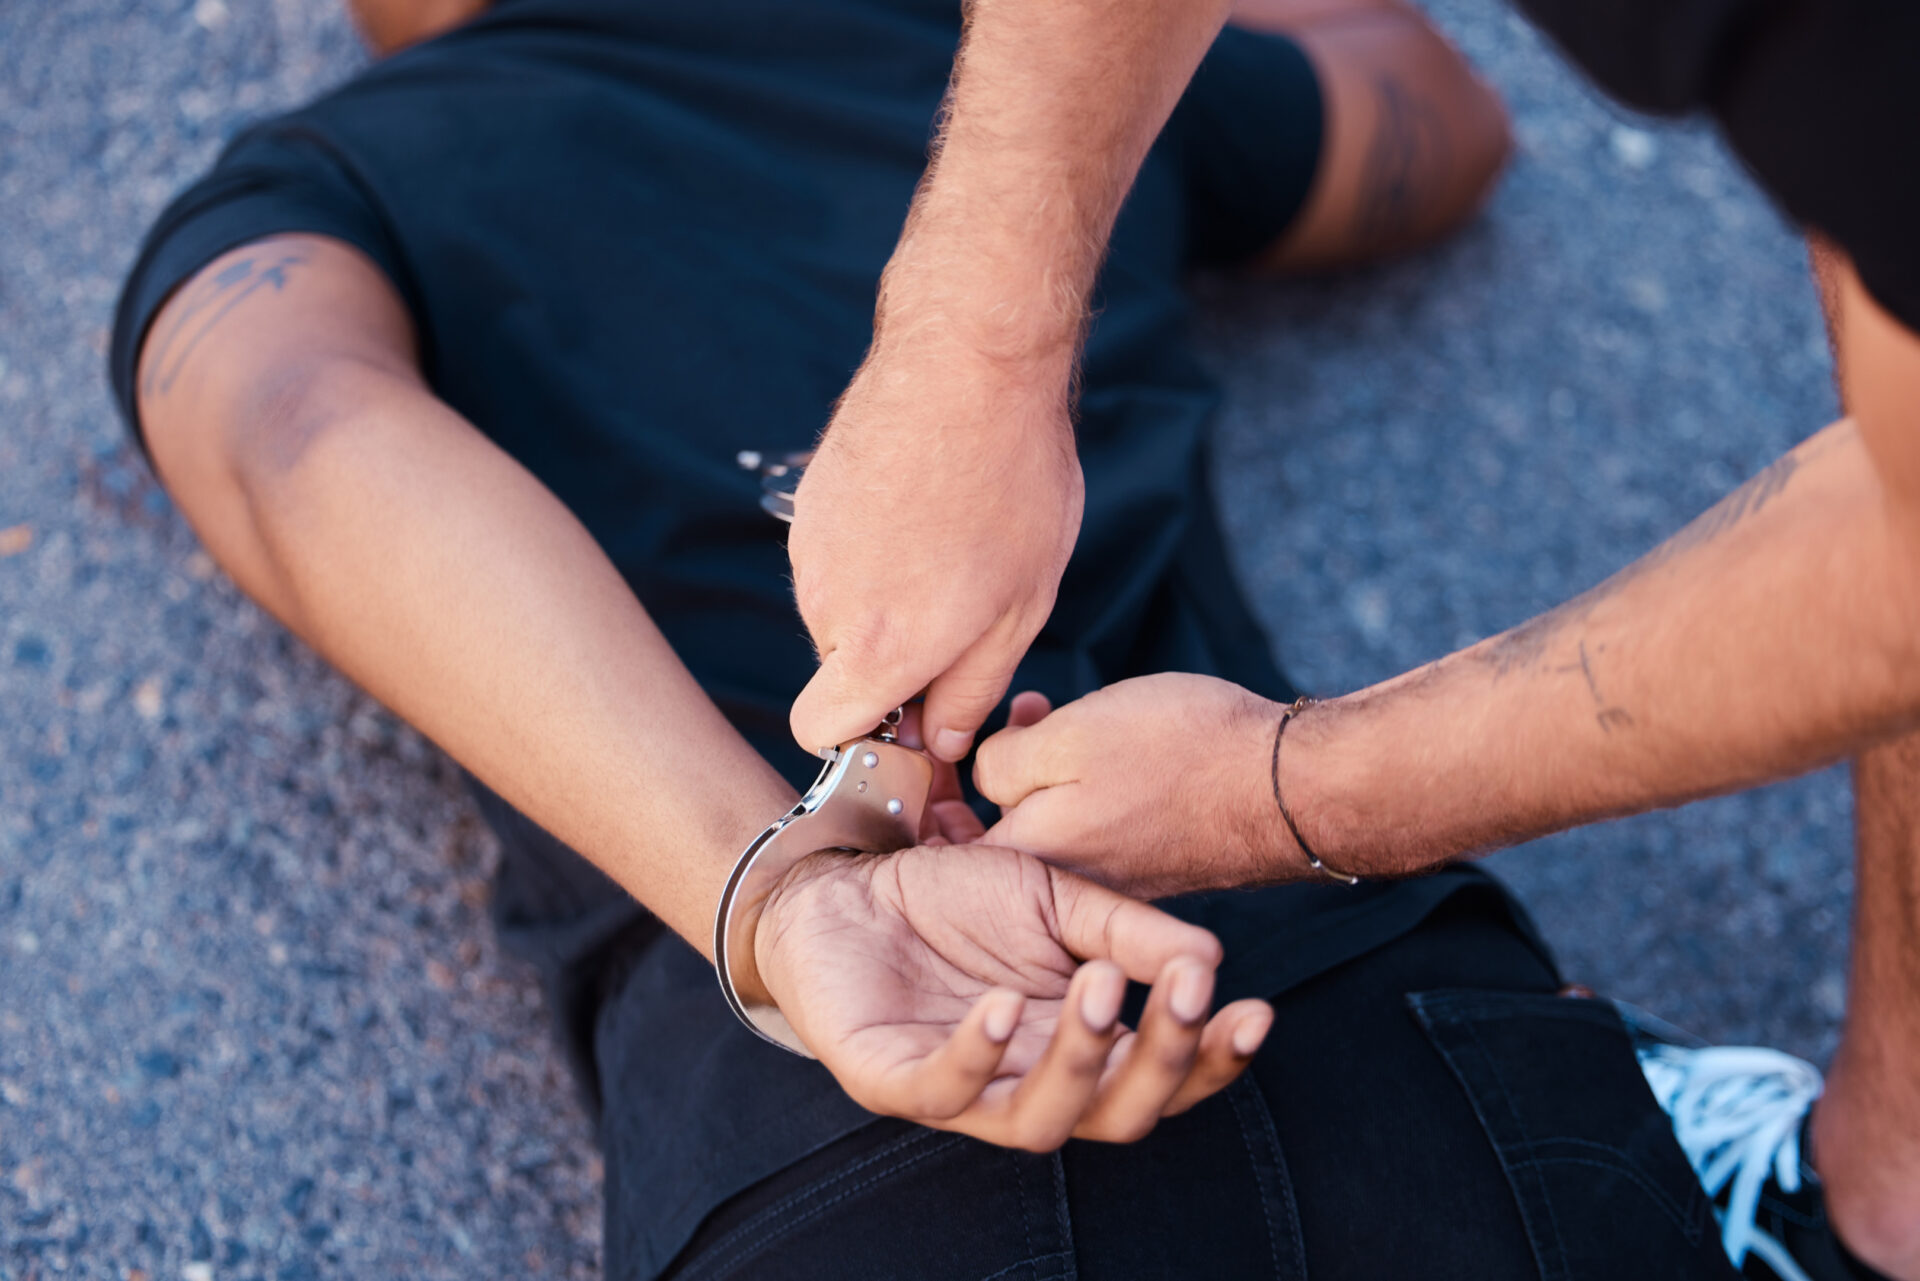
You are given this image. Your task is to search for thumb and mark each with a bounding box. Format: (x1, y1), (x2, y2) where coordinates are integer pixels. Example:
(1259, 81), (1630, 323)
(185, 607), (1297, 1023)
(920, 624), (1029, 764)
(789, 647), (928, 755)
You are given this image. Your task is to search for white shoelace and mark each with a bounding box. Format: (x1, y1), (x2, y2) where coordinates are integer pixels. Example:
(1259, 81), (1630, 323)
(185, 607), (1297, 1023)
(1640, 1043), (1826, 1281)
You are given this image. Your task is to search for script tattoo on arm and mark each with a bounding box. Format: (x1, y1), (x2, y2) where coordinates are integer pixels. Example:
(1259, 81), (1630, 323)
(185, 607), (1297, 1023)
(140, 251), (307, 400)
(1472, 439), (1827, 729)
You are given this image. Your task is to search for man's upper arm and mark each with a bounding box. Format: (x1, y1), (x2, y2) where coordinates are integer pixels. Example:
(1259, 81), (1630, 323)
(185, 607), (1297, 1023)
(137, 232), (421, 487)
(135, 233), (426, 612)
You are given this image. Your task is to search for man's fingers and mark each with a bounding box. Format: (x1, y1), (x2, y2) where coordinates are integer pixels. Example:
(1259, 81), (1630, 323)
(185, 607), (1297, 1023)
(1007, 690), (1052, 728)
(1162, 999), (1273, 1116)
(920, 622), (1028, 763)
(790, 646), (929, 755)
(1050, 871), (1224, 983)
(931, 798), (988, 844)
(865, 989), (1024, 1122)
(987, 962), (1126, 1151)
(1073, 957), (1212, 1143)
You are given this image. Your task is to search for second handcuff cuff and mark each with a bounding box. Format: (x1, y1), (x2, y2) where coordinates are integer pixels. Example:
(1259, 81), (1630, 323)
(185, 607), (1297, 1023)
(712, 710), (934, 1057)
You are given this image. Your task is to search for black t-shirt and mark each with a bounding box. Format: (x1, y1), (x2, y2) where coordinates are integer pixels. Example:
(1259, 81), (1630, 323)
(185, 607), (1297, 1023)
(1516, 0), (1920, 335)
(113, 0), (1330, 759)
(114, 4), (1533, 1269)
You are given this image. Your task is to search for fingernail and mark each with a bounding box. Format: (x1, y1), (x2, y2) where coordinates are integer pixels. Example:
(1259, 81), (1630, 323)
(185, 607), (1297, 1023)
(933, 728), (972, 761)
(1081, 968), (1124, 1033)
(984, 995), (1019, 1044)
(1169, 964), (1212, 1025)
(1232, 1009), (1272, 1058)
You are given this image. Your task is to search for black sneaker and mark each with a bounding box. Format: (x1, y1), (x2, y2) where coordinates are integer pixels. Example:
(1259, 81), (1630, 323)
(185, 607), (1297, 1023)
(1628, 1020), (1893, 1281)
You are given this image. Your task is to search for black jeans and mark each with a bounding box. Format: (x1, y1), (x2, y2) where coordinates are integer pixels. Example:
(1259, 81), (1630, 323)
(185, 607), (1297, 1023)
(613, 894), (1737, 1281)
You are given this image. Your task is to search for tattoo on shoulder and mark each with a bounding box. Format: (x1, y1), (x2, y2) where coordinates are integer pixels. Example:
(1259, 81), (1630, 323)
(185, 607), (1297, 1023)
(1474, 444), (1814, 706)
(1356, 75), (1449, 246)
(140, 250), (307, 400)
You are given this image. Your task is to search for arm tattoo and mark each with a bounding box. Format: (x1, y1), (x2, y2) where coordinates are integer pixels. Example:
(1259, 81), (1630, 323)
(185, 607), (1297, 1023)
(1473, 437), (1830, 724)
(1562, 637), (1635, 733)
(140, 251), (307, 399)
(1356, 74), (1449, 246)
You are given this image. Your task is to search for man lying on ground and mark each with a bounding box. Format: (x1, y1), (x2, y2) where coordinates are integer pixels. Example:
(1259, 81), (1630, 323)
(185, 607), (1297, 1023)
(113, 0), (1824, 1276)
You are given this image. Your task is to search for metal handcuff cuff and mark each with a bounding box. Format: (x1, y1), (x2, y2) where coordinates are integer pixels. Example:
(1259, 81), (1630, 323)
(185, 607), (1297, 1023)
(714, 450), (935, 1057)
(712, 709), (933, 1056)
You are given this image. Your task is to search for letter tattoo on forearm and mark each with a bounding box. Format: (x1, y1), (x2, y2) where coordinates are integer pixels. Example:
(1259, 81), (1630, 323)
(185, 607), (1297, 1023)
(1471, 438), (1830, 730)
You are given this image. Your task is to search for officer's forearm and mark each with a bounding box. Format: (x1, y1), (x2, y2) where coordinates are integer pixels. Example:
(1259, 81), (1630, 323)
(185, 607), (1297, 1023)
(1283, 417), (1920, 875)
(878, 0), (1232, 364)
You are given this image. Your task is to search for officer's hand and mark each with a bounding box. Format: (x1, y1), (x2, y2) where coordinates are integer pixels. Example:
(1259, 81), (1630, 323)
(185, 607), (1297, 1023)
(976, 675), (1303, 898)
(787, 337), (1083, 762)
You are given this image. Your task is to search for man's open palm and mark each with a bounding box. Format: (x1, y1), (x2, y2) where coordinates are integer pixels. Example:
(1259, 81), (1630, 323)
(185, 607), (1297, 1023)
(755, 843), (1272, 1150)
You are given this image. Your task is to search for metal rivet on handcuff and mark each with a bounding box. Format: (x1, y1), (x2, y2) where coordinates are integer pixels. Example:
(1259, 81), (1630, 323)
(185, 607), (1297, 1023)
(711, 710), (933, 1057)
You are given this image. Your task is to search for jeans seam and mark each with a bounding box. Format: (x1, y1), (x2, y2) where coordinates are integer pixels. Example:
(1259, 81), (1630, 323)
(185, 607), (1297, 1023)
(672, 1127), (936, 1270)
(1016, 1148), (1037, 1274)
(1225, 1077), (1297, 1278)
(1522, 1155), (1703, 1241)
(1248, 1085), (1308, 1278)
(1047, 1151), (1076, 1281)
(673, 1132), (968, 1281)
(1512, 1135), (1704, 1241)
(977, 1249), (1076, 1281)
(1465, 1015), (1571, 1280)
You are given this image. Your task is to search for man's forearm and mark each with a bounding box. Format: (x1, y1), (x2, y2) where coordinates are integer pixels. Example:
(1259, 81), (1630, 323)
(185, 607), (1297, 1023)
(1289, 416), (1920, 874)
(160, 360), (795, 958)
(879, 0), (1233, 360)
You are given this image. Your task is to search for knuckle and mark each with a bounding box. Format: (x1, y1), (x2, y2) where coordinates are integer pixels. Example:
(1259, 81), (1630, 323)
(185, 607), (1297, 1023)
(972, 745), (1008, 798)
(1152, 1042), (1199, 1077)
(1101, 1114), (1157, 1146)
(831, 613), (910, 668)
(1010, 1116), (1067, 1154)
(839, 1075), (902, 1119)
(910, 1084), (962, 1121)
(1032, 723), (1081, 779)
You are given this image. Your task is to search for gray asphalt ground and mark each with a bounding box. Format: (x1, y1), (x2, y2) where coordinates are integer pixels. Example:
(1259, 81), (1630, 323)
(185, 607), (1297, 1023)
(0, 0), (1849, 1276)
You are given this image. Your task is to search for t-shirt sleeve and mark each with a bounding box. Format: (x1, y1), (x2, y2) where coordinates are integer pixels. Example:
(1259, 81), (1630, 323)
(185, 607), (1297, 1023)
(1166, 26), (1325, 267)
(109, 122), (410, 456)
(1514, 0), (1920, 335)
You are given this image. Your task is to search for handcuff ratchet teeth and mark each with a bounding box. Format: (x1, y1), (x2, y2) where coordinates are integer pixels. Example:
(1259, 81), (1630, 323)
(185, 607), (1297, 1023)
(712, 709), (931, 1057)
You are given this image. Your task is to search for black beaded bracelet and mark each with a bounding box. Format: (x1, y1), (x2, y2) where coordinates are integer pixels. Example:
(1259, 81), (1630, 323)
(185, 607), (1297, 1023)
(1270, 696), (1361, 886)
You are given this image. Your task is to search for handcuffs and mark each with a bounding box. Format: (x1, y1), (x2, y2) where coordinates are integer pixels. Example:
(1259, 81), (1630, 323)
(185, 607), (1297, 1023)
(714, 449), (935, 1057)
(711, 710), (934, 1056)
(719, 448), (1358, 1054)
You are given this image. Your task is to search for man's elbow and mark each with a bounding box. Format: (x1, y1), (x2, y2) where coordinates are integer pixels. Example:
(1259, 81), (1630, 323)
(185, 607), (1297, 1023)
(141, 354), (409, 622)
